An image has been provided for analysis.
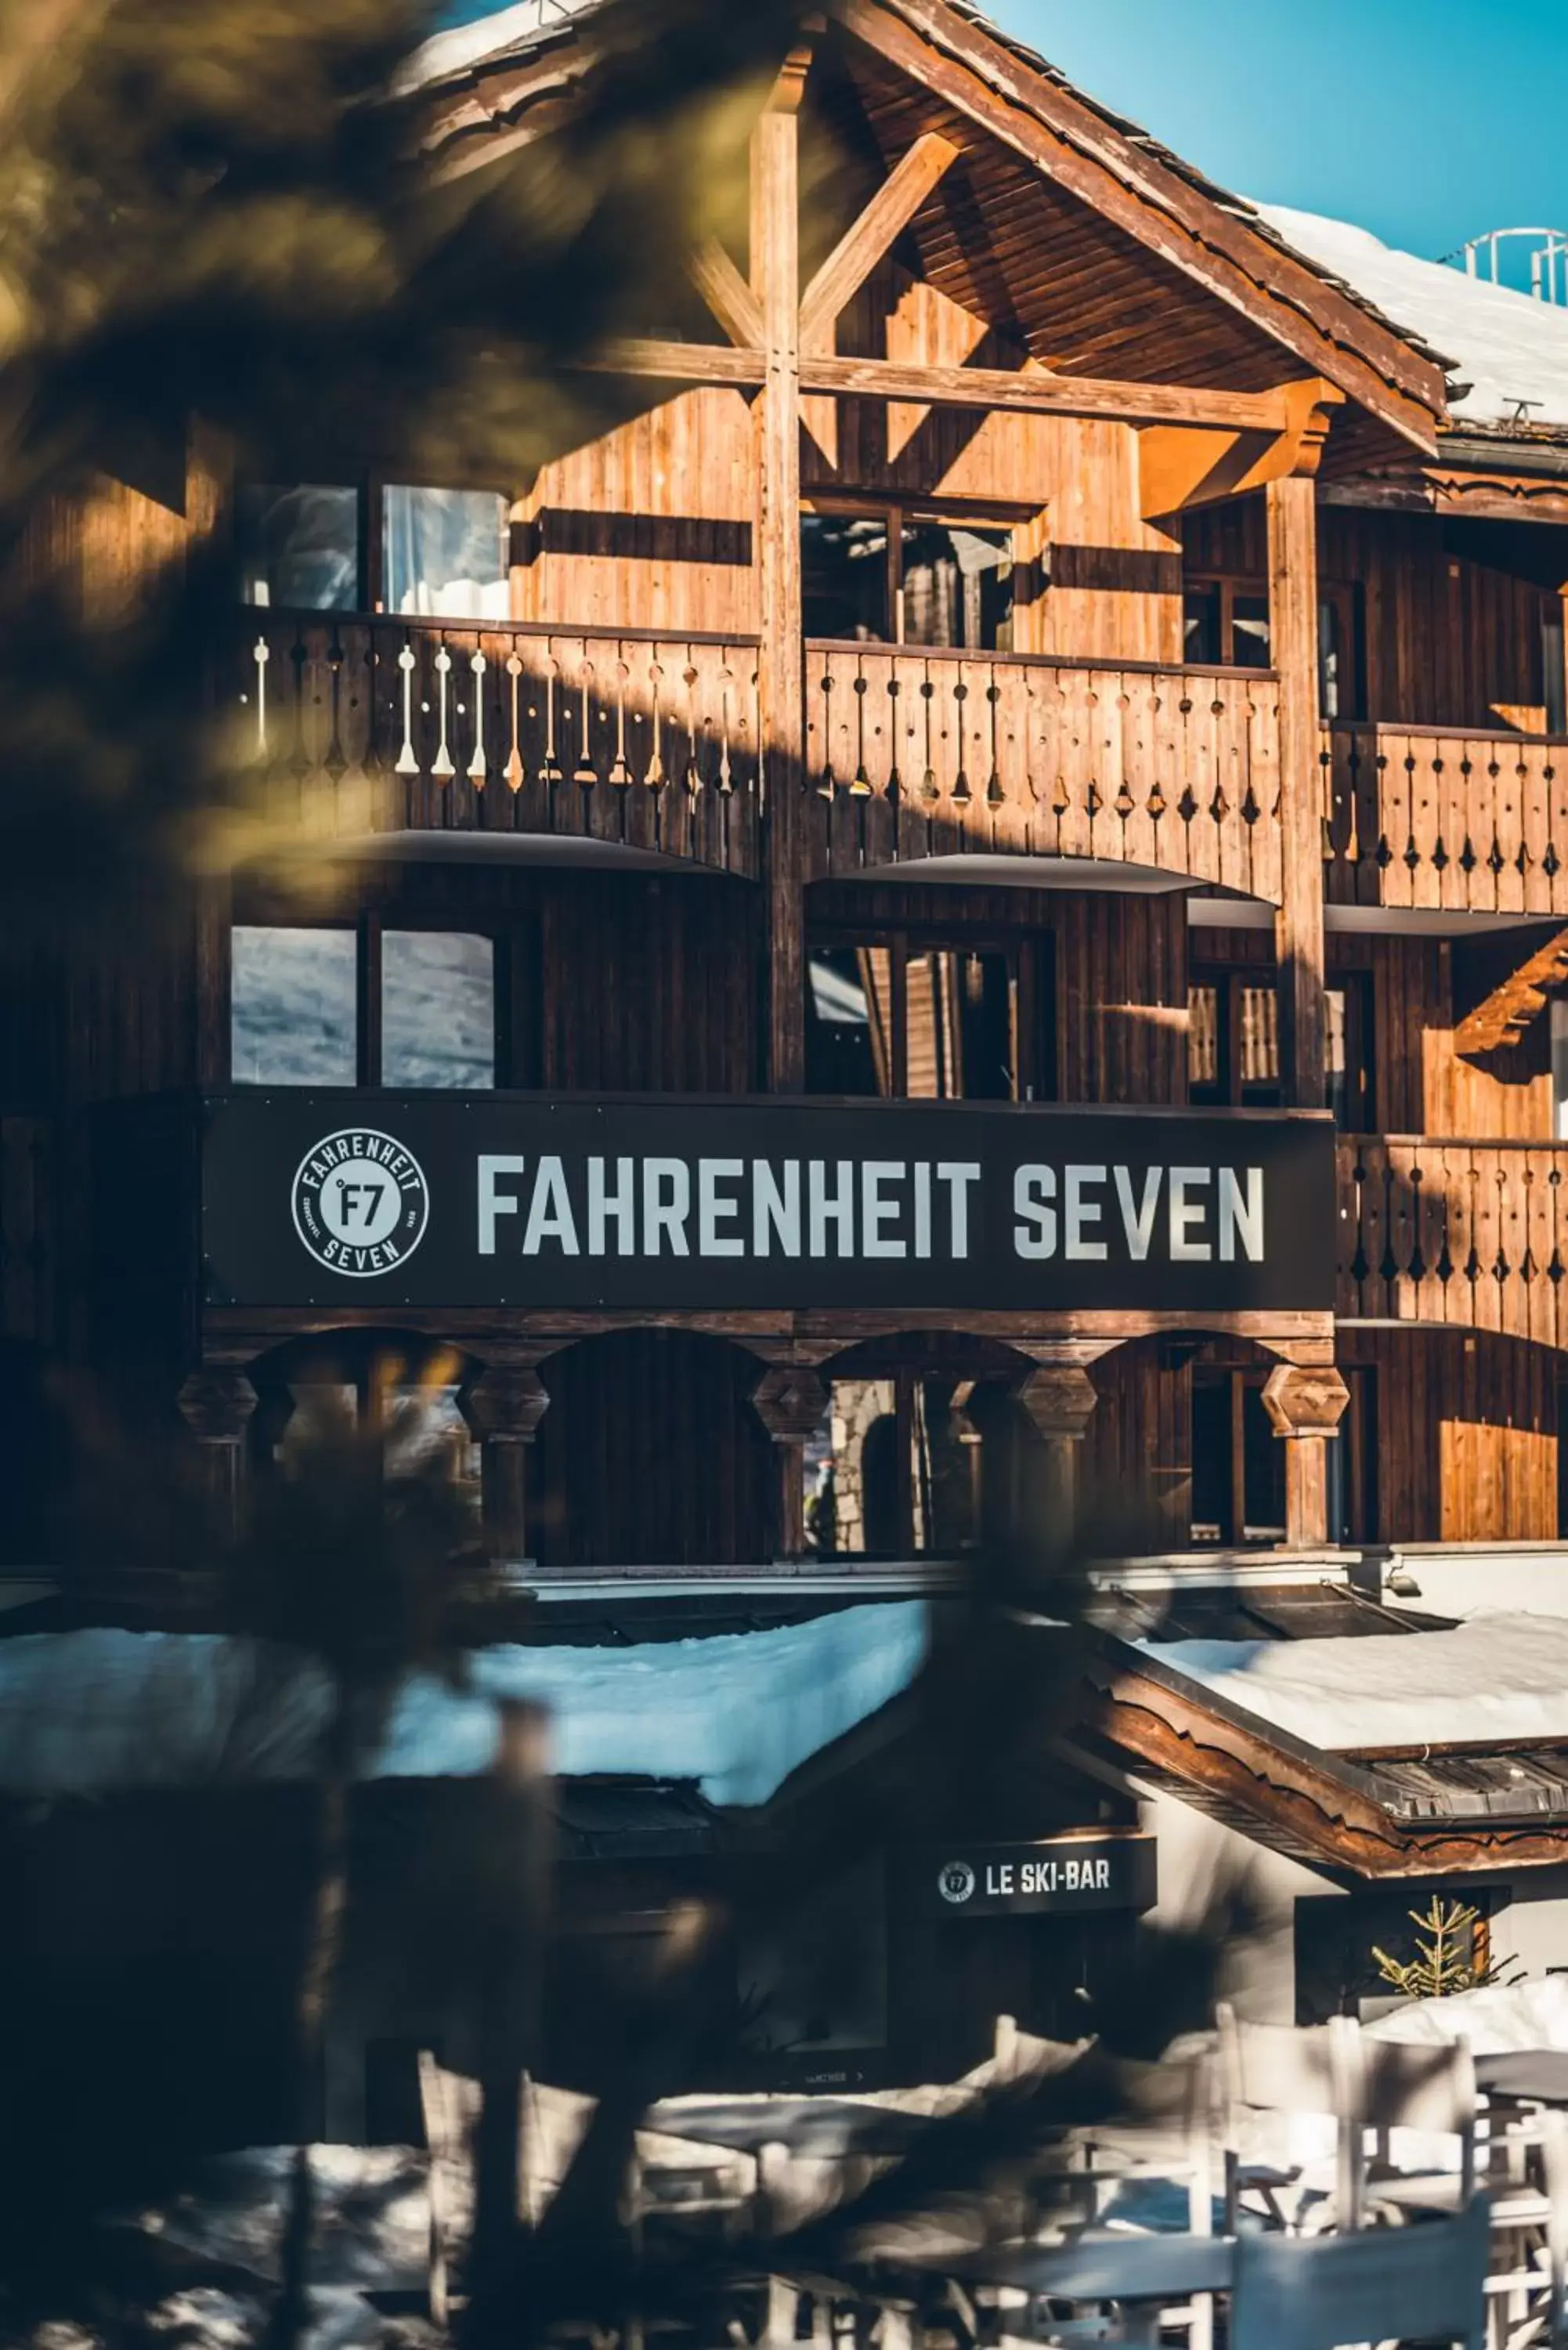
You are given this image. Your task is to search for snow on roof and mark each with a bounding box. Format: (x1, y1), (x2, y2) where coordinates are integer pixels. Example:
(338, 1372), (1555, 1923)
(1255, 204), (1568, 436)
(1143, 1611), (1568, 1755)
(0, 1601), (929, 1805)
(403, 0), (599, 92)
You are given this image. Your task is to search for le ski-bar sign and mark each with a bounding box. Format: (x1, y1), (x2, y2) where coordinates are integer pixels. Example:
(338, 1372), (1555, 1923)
(201, 1093), (1335, 1312)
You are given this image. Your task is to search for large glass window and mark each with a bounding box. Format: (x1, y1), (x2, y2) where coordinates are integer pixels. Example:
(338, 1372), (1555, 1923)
(802, 513), (894, 642)
(382, 486), (509, 621)
(232, 925), (357, 1085)
(237, 479), (511, 616)
(238, 484), (359, 613)
(807, 931), (1049, 1101)
(231, 920), (499, 1088)
(803, 508), (1015, 649)
(1183, 577), (1270, 671)
(899, 522), (1014, 650)
(381, 931), (495, 1089)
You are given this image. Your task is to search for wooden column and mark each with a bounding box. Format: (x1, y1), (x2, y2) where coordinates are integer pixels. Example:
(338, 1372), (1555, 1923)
(753, 52), (810, 1091)
(752, 1361), (829, 1559)
(461, 1362), (551, 1566)
(177, 1367), (258, 1533)
(1262, 1361), (1350, 1549)
(1267, 471), (1327, 1109)
(1014, 1361), (1100, 1543)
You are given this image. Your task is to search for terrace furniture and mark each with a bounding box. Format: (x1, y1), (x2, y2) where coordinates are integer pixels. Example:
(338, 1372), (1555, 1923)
(1228, 2193), (1490, 2350)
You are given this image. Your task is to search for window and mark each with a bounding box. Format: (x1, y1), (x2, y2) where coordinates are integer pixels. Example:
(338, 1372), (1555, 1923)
(1183, 578), (1269, 671)
(802, 506), (1016, 649)
(239, 484), (359, 613)
(1187, 974), (1281, 1109)
(381, 931), (495, 1089)
(232, 919), (498, 1088)
(1184, 573), (1361, 717)
(232, 925), (357, 1085)
(1190, 1369), (1285, 1546)
(805, 932), (1052, 1101)
(237, 480), (510, 617)
(803, 513), (894, 642)
(382, 486), (509, 620)
(1326, 975), (1375, 1133)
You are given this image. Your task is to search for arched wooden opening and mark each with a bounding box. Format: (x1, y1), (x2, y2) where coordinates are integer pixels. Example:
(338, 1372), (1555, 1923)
(810, 1330), (1039, 1560)
(530, 1328), (775, 1570)
(245, 1329), (482, 1509)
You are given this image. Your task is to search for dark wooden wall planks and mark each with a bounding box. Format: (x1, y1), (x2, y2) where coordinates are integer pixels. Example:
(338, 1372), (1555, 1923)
(1183, 497), (1560, 731)
(529, 1328), (776, 1567)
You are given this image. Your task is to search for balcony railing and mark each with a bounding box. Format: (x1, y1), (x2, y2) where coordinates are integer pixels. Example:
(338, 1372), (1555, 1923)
(1338, 1135), (1568, 1342)
(233, 613), (764, 879)
(1324, 723), (1568, 916)
(804, 642), (1284, 896)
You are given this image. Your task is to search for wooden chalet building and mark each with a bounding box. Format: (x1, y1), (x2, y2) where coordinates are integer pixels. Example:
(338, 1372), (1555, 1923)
(9, 0), (1568, 1567)
(19, 0), (1568, 2088)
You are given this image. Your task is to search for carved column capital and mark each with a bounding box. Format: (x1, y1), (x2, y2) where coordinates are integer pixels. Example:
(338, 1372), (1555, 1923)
(1013, 1363), (1100, 1444)
(1262, 1363), (1350, 1441)
(751, 1364), (829, 1446)
(177, 1368), (258, 1444)
(461, 1366), (551, 1446)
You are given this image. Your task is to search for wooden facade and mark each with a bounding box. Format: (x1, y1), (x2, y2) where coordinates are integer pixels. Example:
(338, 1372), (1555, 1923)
(10, 0), (1568, 1573)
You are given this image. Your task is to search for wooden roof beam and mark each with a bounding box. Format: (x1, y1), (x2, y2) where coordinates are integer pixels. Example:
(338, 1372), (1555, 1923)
(797, 351), (1292, 428)
(688, 238), (765, 350)
(799, 128), (960, 353)
(1454, 925), (1568, 1057)
(1139, 378), (1345, 519)
(832, 0), (1446, 452)
(583, 340), (1306, 435)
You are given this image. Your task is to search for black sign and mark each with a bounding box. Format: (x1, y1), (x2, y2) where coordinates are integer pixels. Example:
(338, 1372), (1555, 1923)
(199, 1093), (1335, 1312)
(920, 1837), (1158, 1918)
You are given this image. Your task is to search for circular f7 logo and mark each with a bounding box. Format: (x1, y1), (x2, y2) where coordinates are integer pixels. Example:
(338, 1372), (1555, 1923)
(291, 1130), (429, 1278)
(938, 1860), (976, 1906)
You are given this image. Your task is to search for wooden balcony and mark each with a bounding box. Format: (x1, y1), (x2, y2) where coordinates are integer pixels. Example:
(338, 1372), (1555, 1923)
(1324, 723), (1568, 916)
(233, 613), (764, 879)
(804, 642), (1284, 896)
(1338, 1134), (1568, 1343)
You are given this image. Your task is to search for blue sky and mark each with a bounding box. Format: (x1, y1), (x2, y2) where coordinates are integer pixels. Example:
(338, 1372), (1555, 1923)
(990, 0), (1567, 263)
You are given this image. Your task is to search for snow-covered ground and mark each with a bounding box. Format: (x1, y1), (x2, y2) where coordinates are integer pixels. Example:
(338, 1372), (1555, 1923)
(0, 1602), (929, 1804)
(1143, 1611), (1568, 1752)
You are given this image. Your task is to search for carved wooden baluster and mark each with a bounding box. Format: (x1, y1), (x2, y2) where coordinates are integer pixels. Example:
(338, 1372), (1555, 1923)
(467, 650), (488, 785)
(432, 645), (456, 781)
(717, 662), (735, 794)
(985, 671), (1004, 809)
(251, 634), (271, 758)
(540, 659), (564, 788)
(851, 662), (871, 797)
(817, 661), (837, 800)
(323, 629), (348, 783)
(609, 660), (633, 786)
(395, 640), (419, 776)
(645, 660), (667, 787)
(574, 660), (598, 787)
(684, 661), (702, 794)
(504, 653), (523, 791)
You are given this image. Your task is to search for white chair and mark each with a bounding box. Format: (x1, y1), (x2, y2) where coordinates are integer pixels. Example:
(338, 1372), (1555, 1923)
(1353, 2032), (1478, 2223)
(1217, 2004), (1361, 2232)
(1229, 2193), (1490, 2350)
